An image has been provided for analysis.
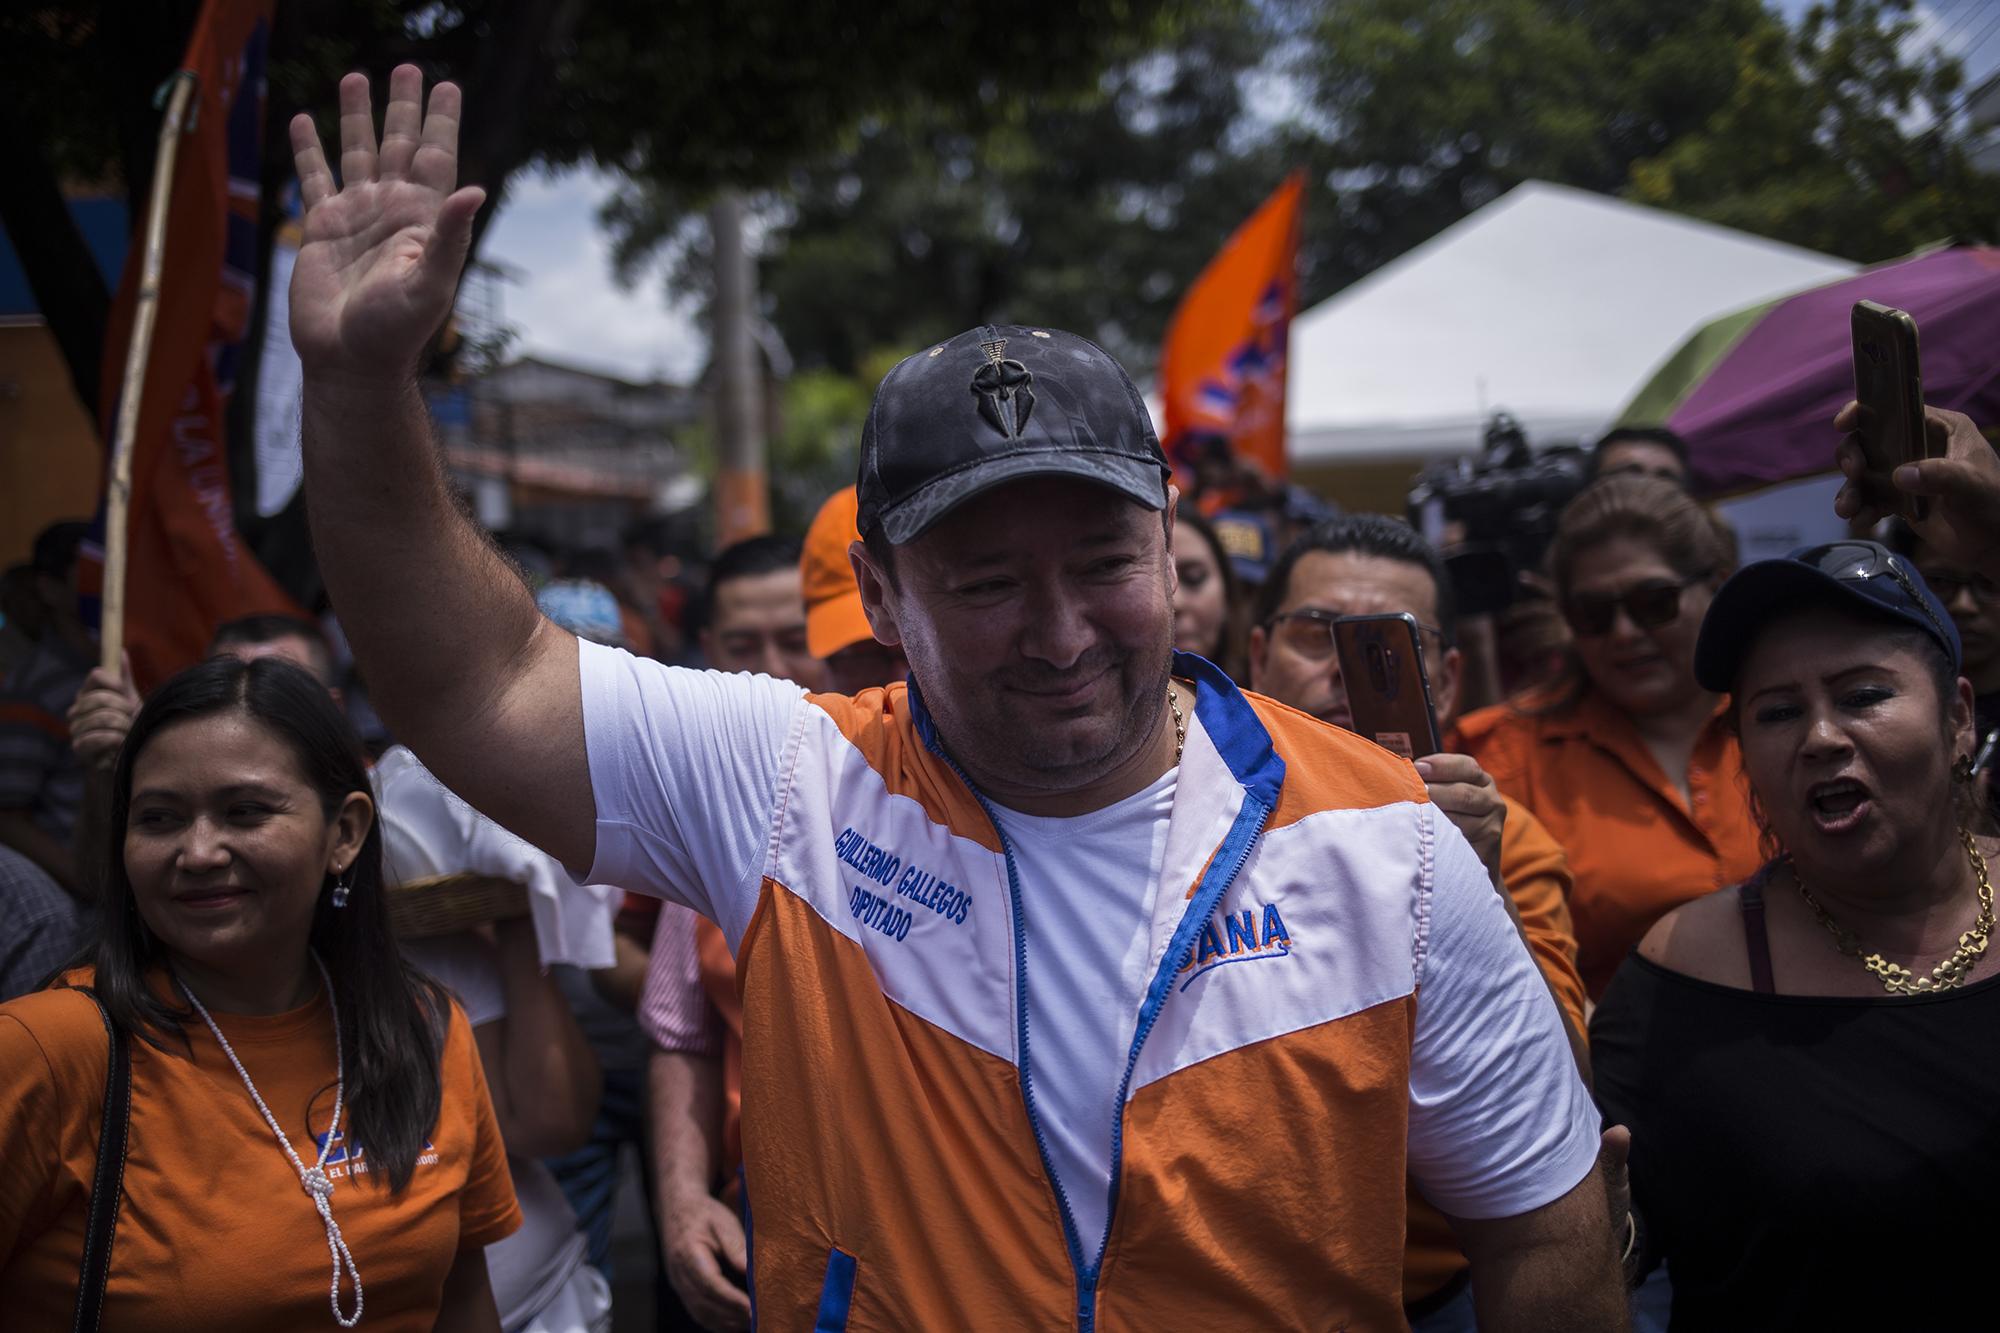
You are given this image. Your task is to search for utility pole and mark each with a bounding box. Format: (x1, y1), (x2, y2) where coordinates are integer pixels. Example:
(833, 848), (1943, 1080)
(710, 190), (769, 544)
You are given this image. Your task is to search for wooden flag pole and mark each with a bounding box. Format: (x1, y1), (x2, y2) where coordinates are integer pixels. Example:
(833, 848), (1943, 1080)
(101, 72), (197, 674)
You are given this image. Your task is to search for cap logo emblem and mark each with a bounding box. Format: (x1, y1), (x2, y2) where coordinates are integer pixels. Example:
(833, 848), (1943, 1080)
(971, 338), (1035, 438)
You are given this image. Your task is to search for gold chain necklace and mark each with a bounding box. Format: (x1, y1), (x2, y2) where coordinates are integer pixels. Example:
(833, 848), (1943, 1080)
(1167, 682), (1186, 763)
(1792, 828), (1994, 995)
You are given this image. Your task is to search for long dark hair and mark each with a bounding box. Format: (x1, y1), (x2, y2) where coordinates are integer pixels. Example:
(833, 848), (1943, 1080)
(1176, 503), (1247, 680)
(90, 656), (448, 1192)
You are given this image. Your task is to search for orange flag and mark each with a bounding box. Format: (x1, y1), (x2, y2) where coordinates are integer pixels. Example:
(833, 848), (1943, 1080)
(89, 0), (299, 692)
(1160, 172), (1304, 494)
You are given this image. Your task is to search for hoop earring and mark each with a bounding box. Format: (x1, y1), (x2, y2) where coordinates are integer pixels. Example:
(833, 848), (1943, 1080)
(330, 867), (352, 909)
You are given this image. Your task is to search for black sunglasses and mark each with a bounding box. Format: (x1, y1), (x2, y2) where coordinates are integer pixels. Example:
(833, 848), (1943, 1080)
(1794, 541), (1954, 652)
(1563, 580), (1696, 637)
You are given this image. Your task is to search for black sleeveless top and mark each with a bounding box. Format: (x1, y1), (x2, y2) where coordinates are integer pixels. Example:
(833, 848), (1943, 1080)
(1592, 915), (2000, 1330)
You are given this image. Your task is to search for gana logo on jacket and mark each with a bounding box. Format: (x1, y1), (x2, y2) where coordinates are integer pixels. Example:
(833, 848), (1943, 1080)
(1178, 901), (1295, 991)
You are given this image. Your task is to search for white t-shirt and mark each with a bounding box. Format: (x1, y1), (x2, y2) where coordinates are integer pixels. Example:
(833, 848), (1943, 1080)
(575, 640), (1596, 1230)
(400, 935), (597, 1332)
(990, 770), (1174, 1258)
(374, 746), (618, 970)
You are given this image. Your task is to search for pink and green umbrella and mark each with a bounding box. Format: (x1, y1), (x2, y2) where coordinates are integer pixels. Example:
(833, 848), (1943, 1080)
(1620, 245), (2000, 497)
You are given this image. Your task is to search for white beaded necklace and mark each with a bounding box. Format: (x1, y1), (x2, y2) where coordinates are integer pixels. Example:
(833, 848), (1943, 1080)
(177, 952), (364, 1327)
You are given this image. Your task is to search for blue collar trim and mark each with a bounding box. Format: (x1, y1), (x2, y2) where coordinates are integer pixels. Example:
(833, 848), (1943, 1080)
(1171, 650), (1285, 806)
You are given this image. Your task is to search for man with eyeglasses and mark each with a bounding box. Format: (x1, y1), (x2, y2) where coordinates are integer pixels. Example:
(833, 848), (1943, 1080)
(1886, 521), (2000, 720)
(1884, 520), (2000, 804)
(1836, 401), (2000, 811)
(1247, 513), (1592, 1332)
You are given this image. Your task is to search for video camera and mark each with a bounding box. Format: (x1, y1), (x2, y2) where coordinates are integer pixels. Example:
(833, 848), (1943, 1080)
(1407, 413), (1588, 616)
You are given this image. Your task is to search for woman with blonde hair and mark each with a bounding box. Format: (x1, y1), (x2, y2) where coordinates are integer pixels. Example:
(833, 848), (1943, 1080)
(1457, 475), (1762, 996)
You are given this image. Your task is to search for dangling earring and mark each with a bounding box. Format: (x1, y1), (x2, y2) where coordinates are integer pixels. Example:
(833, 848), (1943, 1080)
(1953, 754), (1976, 785)
(330, 866), (352, 909)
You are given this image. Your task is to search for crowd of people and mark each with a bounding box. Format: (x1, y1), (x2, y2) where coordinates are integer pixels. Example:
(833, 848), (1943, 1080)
(5, 64), (2000, 1332)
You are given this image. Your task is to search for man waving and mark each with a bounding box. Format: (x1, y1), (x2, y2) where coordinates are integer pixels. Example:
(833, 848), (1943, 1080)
(289, 68), (1625, 1330)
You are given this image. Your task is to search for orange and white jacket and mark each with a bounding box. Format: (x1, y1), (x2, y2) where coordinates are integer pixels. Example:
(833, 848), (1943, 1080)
(582, 646), (1598, 1330)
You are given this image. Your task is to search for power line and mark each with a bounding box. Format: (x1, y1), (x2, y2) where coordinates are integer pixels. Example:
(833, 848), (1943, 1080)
(1939, 9), (2000, 125)
(1928, 0), (1989, 57)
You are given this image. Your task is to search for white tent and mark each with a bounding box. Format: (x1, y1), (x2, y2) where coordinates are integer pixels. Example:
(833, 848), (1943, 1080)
(1287, 182), (1856, 466)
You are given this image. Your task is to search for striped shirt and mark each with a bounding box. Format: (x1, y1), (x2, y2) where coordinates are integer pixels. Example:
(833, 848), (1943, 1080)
(639, 902), (722, 1056)
(0, 638), (89, 844)
(0, 845), (83, 1001)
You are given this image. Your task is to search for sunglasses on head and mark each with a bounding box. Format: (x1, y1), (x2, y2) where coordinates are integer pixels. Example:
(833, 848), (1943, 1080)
(1562, 580), (1695, 637)
(1794, 540), (1954, 651)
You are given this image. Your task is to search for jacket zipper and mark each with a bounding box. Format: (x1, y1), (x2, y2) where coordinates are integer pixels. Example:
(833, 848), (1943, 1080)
(925, 746), (1094, 1317)
(1089, 794), (1273, 1296)
(924, 729), (1274, 1331)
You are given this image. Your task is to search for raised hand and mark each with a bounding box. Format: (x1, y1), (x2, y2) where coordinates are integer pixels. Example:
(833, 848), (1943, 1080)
(1834, 402), (2000, 580)
(67, 652), (141, 770)
(288, 65), (486, 380)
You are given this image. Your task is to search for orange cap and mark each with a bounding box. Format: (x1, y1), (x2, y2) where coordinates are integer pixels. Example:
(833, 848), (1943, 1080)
(802, 485), (874, 659)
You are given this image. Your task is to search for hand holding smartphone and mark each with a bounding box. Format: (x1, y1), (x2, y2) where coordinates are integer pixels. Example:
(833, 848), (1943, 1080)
(1850, 301), (1935, 523)
(1331, 613), (1442, 761)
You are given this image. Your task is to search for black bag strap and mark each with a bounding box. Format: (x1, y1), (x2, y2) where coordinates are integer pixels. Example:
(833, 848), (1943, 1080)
(71, 986), (131, 1333)
(1738, 877), (1777, 995)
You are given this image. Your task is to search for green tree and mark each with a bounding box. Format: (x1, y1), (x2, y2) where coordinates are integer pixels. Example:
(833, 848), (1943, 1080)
(1625, 0), (2000, 259)
(3, 0), (1183, 417)
(765, 365), (881, 536)
(1293, 0), (1998, 296)
(666, 359), (884, 540)
(599, 5), (1295, 375)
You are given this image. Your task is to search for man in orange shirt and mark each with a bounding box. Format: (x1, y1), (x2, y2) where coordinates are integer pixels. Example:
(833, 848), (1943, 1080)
(1247, 514), (1589, 1330)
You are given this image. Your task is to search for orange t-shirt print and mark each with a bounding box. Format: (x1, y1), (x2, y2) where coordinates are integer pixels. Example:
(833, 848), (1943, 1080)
(0, 973), (521, 1330)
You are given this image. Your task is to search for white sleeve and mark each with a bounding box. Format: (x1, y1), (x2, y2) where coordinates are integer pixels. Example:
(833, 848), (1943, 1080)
(375, 747), (620, 971)
(1405, 808), (1600, 1221)
(400, 934), (506, 1028)
(578, 638), (805, 941)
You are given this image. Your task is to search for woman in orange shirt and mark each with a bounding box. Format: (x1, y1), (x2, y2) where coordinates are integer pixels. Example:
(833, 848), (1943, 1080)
(1457, 475), (1764, 996)
(0, 656), (519, 1329)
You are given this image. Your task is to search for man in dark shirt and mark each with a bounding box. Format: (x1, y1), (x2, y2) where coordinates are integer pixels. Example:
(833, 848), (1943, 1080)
(0, 845), (83, 1001)
(0, 523), (95, 888)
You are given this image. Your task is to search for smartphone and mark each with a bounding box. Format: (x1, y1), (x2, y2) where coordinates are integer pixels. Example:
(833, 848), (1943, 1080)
(1851, 301), (1932, 522)
(1332, 613), (1441, 761)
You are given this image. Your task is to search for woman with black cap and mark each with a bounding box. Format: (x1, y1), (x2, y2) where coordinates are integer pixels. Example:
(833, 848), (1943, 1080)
(1591, 538), (1999, 1328)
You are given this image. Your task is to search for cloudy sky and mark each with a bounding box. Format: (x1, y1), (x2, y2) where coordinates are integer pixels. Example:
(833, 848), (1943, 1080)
(479, 1), (2000, 386)
(479, 167), (704, 384)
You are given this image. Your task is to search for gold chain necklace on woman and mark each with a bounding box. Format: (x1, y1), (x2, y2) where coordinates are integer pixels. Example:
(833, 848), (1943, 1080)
(1791, 828), (1994, 995)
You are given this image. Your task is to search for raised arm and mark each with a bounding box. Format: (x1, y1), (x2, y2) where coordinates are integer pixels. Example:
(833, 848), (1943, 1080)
(290, 66), (591, 868)
(1834, 403), (2000, 582)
